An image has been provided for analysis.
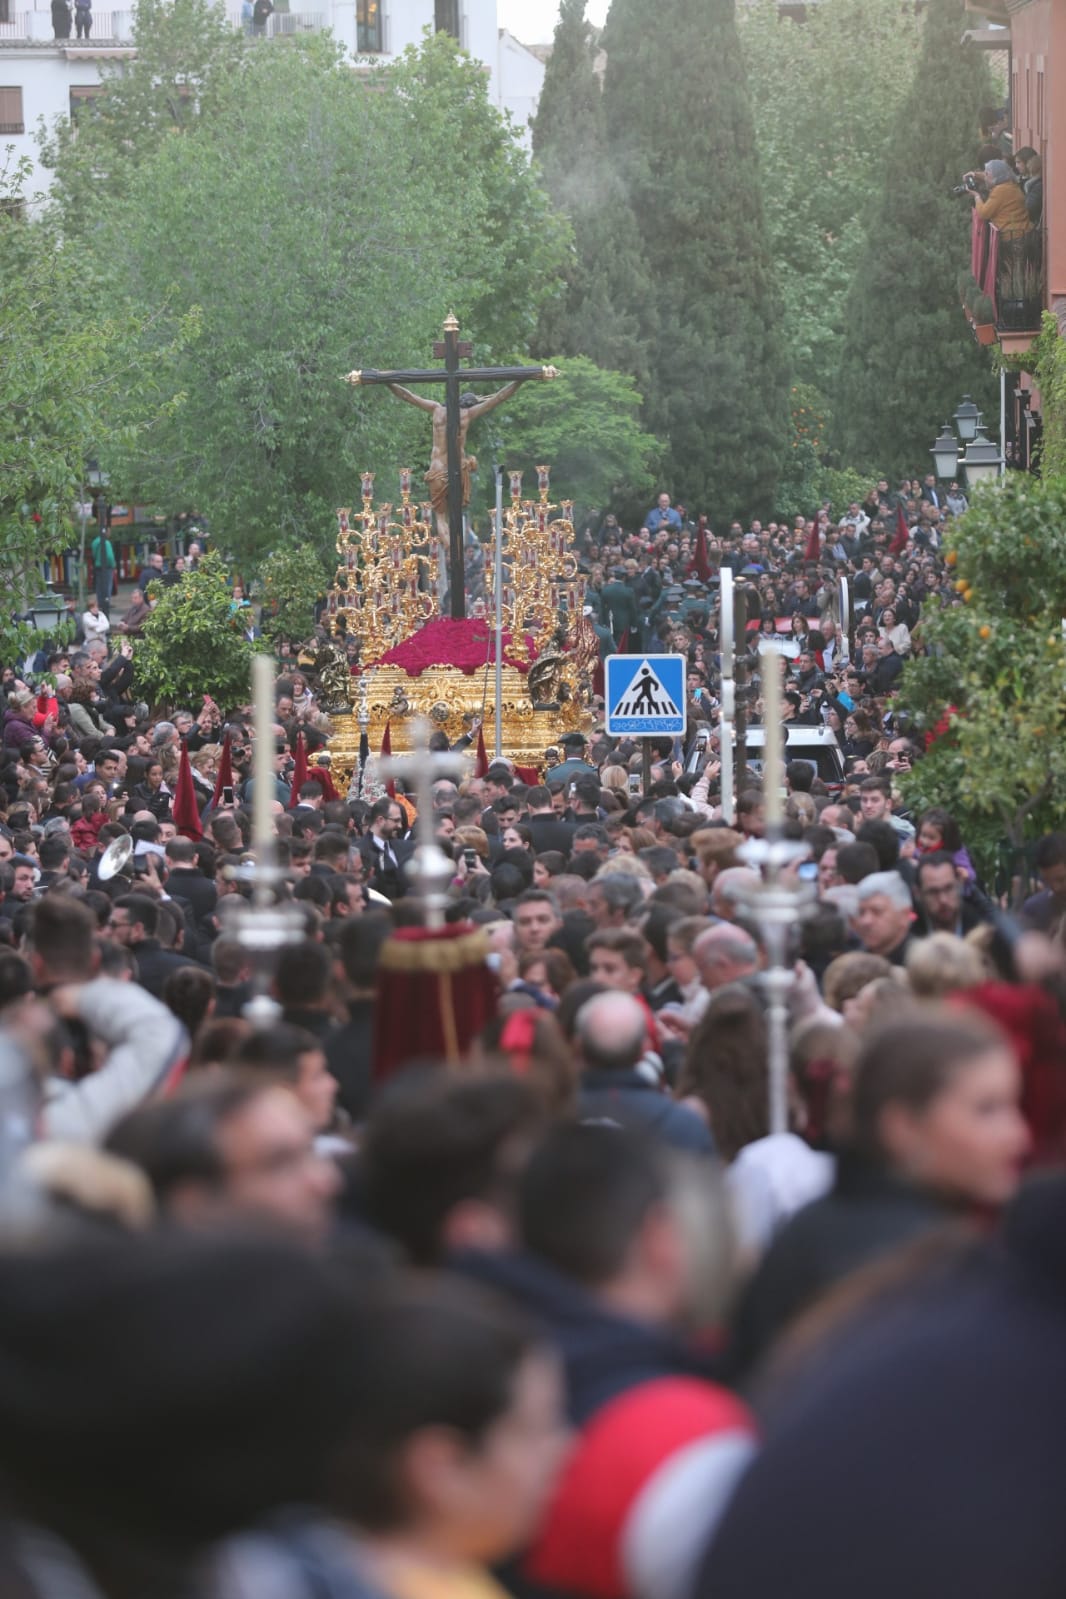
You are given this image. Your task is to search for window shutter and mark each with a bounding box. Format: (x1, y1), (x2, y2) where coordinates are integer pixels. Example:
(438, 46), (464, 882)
(0, 86), (24, 136)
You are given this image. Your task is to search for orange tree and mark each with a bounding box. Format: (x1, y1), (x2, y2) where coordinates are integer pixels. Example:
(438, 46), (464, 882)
(901, 475), (1066, 872)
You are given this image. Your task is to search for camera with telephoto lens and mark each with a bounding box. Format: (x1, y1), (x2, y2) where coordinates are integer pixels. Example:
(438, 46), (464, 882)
(950, 174), (979, 196)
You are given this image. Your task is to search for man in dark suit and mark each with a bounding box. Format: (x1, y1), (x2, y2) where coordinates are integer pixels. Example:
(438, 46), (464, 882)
(869, 637), (904, 696)
(524, 786), (576, 857)
(108, 893), (208, 998)
(357, 796), (413, 900)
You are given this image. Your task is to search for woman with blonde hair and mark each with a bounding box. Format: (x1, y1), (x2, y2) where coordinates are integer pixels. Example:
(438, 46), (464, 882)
(905, 933), (984, 1000)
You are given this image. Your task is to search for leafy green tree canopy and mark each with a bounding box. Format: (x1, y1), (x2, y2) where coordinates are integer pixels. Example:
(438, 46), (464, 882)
(480, 356), (662, 518)
(902, 476), (1066, 859)
(0, 155), (195, 620)
(599, 0), (790, 519)
(90, 33), (568, 565)
(739, 0), (922, 400)
(136, 553), (254, 708)
(832, 0), (996, 477)
(255, 545), (329, 647)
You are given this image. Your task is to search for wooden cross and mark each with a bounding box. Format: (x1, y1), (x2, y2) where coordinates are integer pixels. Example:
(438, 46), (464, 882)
(346, 315), (555, 619)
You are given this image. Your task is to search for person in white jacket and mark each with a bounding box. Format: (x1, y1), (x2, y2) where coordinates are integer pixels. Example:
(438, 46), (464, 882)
(25, 895), (188, 1145)
(80, 597), (111, 646)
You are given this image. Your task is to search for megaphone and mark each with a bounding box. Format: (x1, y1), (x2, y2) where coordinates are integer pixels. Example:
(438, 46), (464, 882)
(98, 834), (134, 882)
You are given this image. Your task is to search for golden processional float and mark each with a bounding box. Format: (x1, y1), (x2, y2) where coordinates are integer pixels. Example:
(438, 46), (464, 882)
(315, 466), (597, 785)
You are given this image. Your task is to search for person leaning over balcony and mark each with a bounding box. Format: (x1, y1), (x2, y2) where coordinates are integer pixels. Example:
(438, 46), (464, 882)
(972, 159), (1031, 239)
(1015, 148), (1043, 227)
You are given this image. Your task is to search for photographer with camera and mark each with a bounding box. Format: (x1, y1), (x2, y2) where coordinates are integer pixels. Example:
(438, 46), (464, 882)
(968, 158), (1031, 239)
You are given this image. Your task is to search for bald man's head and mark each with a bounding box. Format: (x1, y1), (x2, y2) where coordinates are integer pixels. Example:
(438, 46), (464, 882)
(693, 924), (759, 991)
(575, 991), (647, 1074)
(709, 867), (760, 923)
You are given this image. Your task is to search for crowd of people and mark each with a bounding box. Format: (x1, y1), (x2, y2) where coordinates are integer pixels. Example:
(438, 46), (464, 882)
(1, 471), (1065, 1599)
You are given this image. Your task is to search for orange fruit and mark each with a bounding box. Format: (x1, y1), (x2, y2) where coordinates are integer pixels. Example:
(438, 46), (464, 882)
(979, 624), (991, 639)
(946, 550), (957, 566)
(955, 577), (967, 591)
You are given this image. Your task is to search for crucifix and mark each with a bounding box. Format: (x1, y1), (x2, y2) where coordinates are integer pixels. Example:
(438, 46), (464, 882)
(346, 315), (557, 620)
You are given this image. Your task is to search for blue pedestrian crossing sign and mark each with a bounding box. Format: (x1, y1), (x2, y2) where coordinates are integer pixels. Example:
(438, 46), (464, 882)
(605, 654), (686, 737)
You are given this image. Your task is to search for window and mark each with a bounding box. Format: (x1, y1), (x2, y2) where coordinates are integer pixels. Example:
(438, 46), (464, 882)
(0, 86), (24, 136)
(69, 85), (104, 123)
(434, 0), (459, 41)
(357, 0), (382, 52)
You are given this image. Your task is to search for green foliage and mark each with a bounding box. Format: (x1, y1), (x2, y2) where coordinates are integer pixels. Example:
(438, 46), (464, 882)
(1030, 312), (1066, 479)
(532, 0), (654, 393)
(480, 356), (662, 519)
(832, 0), (997, 477)
(386, 35), (569, 355)
(597, 0), (790, 519)
(40, 0), (247, 234)
(772, 384), (828, 521)
(255, 545), (329, 646)
(0, 155), (194, 612)
(135, 554), (254, 709)
(84, 33), (567, 565)
(739, 0), (922, 398)
(901, 475), (1066, 850)
(817, 466), (872, 519)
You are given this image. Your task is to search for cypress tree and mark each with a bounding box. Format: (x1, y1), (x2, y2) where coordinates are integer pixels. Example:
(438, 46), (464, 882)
(832, 0), (997, 475)
(599, 0), (790, 518)
(532, 0), (654, 393)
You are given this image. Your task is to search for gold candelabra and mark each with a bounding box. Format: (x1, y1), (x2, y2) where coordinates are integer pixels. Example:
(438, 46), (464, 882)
(328, 471), (441, 662)
(485, 465), (584, 665)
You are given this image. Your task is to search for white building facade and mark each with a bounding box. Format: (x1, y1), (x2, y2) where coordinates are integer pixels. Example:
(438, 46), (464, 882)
(0, 0), (544, 202)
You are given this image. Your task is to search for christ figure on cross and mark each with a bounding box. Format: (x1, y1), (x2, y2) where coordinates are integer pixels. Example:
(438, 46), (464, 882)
(384, 381), (519, 546)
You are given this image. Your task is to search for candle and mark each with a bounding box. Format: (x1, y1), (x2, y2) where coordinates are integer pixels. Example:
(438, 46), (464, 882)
(252, 654), (275, 887)
(759, 641), (784, 831)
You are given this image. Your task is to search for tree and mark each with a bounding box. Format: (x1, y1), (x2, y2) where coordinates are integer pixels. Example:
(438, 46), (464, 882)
(40, 0), (246, 235)
(531, 0), (655, 393)
(255, 545), (329, 647)
(599, 0), (790, 519)
(0, 156), (194, 636)
(739, 0), (922, 401)
(832, 0), (997, 477)
(480, 356), (662, 517)
(902, 476), (1066, 873)
(385, 33), (569, 358)
(91, 34), (568, 565)
(135, 554), (254, 709)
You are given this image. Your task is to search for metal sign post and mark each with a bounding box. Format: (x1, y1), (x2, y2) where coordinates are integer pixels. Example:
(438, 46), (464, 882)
(718, 567), (735, 825)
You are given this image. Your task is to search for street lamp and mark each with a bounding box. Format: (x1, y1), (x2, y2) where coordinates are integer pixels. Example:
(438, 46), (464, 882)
(77, 462), (106, 612)
(962, 427), (1003, 486)
(953, 395), (982, 444)
(28, 593), (64, 632)
(930, 423), (959, 480)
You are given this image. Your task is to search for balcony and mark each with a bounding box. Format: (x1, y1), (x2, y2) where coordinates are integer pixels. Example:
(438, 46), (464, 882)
(224, 7), (327, 33)
(966, 212), (1046, 353)
(0, 7), (325, 40)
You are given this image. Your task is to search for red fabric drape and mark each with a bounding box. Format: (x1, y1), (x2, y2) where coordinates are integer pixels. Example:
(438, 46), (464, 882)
(889, 504), (909, 555)
(288, 731), (308, 809)
(373, 924), (498, 1081)
(172, 740), (203, 841)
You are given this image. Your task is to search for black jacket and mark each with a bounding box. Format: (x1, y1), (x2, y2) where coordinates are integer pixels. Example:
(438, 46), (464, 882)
(727, 1154), (951, 1379)
(697, 1178), (1066, 1599)
(131, 939), (207, 999)
(525, 814), (577, 857)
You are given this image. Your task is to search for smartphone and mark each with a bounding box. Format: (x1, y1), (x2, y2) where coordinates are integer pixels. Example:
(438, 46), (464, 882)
(627, 773), (642, 794)
(463, 847), (479, 870)
(222, 785), (235, 806)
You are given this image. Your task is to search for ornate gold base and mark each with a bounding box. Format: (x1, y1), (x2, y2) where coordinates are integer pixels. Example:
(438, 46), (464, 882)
(327, 663), (593, 784)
